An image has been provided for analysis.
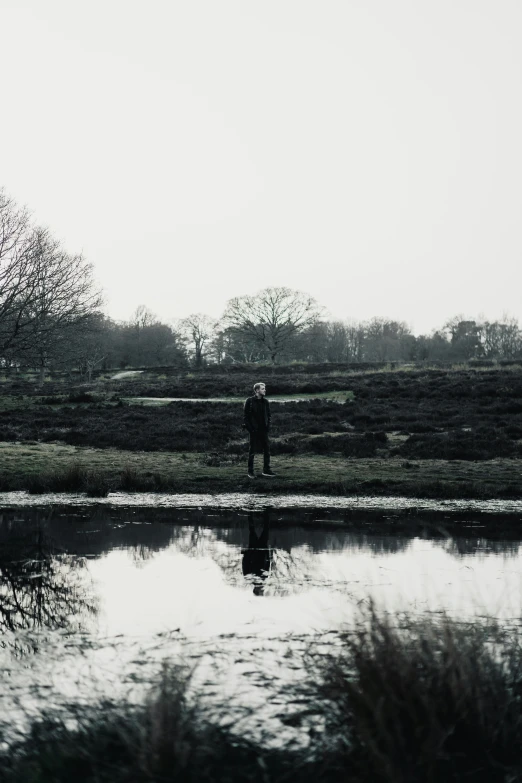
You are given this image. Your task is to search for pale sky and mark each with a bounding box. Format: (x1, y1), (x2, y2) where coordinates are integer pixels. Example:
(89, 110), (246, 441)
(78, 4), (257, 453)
(1, 0), (521, 334)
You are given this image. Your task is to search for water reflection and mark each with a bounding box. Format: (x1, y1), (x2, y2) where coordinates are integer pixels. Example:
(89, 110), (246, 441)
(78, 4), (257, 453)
(0, 514), (97, 654)
(0, 507), (521, 642)
(242, 512), (272, 596)
(438, 537), (522, 557)
(1, 505), (522, 747)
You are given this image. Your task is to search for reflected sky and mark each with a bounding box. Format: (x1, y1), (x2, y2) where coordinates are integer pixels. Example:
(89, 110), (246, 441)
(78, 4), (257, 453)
(1, 507), (522, 745)
(88, 524), (522, 641)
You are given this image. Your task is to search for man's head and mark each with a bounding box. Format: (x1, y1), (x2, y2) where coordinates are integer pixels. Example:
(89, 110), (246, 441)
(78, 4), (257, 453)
(253, 382), (266, 397)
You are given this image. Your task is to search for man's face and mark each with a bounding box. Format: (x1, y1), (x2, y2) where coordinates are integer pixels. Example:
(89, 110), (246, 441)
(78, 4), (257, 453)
(256, 384), (266, 397)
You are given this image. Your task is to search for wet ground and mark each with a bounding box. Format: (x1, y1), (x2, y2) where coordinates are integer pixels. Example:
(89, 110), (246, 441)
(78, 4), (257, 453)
(1, 489), (522, 514)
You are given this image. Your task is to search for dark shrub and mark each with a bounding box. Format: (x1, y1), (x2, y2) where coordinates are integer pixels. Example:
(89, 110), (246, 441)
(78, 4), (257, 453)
(469, 358), (495, 367)
(26, 465), (109, 495)
(68, 392), (95, 403)
(397, 430), (518, 460)
(403, 422), (441, 434)
(41, 395), (63, 405)
(308, 435), (339, 454)
(341, 437), (378, 458)
(270, 439), (299, 455)
(499, 402), (522, 414)
(365, 431), (388, 443)
(119, 466), (155, 491)
(505, 424), (522, 438)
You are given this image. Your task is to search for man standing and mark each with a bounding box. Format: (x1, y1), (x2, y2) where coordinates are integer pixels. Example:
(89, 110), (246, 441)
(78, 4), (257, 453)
(244, 382), (275, 479)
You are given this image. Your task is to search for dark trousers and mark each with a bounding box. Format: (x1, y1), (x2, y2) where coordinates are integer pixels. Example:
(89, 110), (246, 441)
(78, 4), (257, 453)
(248, 430), (270, 473)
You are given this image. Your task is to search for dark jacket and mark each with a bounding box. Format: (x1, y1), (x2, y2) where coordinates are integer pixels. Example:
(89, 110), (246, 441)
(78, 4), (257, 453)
(244, 395), (271, 433)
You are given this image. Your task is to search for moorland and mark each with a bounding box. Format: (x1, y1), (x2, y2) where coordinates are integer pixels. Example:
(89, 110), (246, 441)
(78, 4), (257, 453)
(1, 362), (521, 499)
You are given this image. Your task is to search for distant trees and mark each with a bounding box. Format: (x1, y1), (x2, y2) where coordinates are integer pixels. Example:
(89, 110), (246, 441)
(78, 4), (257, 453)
(179, 313), (216, 368)
(479, 318), (521, 359)
(223, 287), (323, 364)
(362, 318), (414, 362)
(2, 185), (520, 374)
(196, 310), (522, 368)
(113, 307), (187, 368)
(205, 312), (522, 367)
(443, 317), (482, 361)
(437, 317), (522, 362)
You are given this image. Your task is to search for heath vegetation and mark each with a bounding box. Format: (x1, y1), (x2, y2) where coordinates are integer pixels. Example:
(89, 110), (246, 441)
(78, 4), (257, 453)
(1, 365), (522, 497)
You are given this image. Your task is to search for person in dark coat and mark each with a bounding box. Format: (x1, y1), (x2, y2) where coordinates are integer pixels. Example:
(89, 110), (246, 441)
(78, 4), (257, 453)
(243, 382), (275, 478)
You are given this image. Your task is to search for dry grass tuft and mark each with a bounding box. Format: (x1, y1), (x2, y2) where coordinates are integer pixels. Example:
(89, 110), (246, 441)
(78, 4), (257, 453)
(311, 607), (522, 782)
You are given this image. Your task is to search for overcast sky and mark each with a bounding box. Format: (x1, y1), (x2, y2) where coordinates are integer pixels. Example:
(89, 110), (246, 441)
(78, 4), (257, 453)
(1, 0), (521, 334)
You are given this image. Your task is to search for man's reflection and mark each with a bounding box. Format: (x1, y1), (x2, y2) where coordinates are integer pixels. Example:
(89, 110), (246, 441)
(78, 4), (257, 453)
(242, 512), (272, 596)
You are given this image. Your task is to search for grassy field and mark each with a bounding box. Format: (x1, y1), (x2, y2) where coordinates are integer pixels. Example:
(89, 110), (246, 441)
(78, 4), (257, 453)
(0, 442), (521, 498)
(1, 364), (522, 497)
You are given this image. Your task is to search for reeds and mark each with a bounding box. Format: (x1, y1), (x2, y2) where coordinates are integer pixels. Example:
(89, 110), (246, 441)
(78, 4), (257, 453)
(2, 611), (522, 782)
(1, 664), (282, 783)
(310, 608), (522, 782)
(25, 464), (110, 497)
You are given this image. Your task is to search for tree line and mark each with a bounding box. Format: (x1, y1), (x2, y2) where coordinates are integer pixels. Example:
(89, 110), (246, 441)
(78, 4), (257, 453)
(2, 188), (521, 377)
(178, 307), (522, 367)
(33, 291), (522, 376)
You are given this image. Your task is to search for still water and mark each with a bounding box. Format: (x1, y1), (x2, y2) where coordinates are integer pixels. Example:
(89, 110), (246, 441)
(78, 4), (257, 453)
(1, 503), (522, 743)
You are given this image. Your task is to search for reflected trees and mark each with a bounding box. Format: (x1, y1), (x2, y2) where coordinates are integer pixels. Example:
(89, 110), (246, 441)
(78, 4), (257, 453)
(0, 522), (97, 654)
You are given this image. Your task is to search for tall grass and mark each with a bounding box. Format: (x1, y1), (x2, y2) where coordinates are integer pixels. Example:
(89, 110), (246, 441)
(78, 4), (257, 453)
(0, 664), (288, 783)
(311, 608), (522, 782)
(26, 463), (110, 496)
(2, 611), (522, 782)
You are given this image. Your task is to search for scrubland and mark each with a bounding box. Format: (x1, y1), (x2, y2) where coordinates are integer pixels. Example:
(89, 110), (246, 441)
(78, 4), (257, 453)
(1, 364), (522, 498)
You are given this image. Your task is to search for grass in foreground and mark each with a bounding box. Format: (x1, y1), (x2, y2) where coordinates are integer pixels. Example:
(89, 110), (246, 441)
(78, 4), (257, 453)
(311, 609), (522, 782)
(2, 612), (522, 782)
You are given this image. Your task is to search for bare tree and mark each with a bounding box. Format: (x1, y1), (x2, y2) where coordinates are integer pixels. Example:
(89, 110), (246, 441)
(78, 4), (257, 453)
(222, 286), (322, 364)
(131, 305), (157, 333)
(49, 313), (111, 380)
(179, 313), (216, 368)
(212, 326), (269, 364)
(0, 190), (40, 356)
(21, 228), (103, 381)
(344, 321), (366, 362)
(0, 191), (103, 376)
(479, 317), (522, 359)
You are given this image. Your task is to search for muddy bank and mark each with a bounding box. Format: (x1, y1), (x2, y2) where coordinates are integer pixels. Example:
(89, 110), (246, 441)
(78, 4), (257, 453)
(2, 489), (522, 524)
